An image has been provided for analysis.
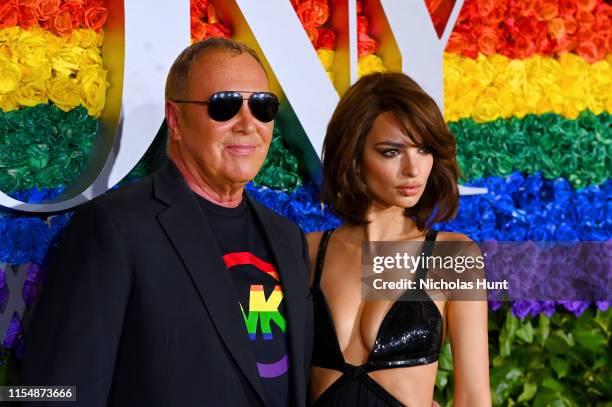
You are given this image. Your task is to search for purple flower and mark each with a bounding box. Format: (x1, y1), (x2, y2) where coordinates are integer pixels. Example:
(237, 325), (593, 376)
(558, 300), (590, 316)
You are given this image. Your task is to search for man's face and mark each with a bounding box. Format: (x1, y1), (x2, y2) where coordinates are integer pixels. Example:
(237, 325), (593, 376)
(168, 51), (273, 187)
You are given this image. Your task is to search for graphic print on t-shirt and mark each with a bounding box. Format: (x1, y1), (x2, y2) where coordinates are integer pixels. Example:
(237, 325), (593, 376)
(223, 251), (288, 378)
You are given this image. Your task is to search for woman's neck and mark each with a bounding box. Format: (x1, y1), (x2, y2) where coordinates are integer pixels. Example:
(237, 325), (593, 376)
(361, 203), (422, 241)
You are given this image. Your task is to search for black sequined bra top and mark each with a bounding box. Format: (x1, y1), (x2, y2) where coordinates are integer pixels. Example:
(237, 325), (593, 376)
(310, 229), (444, 406)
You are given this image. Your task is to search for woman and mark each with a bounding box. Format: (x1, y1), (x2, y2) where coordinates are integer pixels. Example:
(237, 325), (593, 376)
(307, 73), (491, 406)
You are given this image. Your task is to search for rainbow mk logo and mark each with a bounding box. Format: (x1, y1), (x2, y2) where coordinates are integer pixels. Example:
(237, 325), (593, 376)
(223, 252), (289, 378)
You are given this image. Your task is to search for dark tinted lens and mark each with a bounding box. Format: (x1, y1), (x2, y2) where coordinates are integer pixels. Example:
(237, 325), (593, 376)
(248, 93), (279, 123)
(207, 92), (243, 121)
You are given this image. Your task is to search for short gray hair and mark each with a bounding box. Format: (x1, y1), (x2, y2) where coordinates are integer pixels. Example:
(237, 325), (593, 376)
(165, 38), (264, 101)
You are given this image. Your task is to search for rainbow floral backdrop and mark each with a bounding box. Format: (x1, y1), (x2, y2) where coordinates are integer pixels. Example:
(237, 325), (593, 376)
(1, 0), (611, 404)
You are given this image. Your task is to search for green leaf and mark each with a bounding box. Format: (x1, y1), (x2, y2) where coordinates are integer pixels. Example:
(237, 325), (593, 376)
(435, 370), (448, 389)
(542, 376), (564, 392)
(573, 329), (608, 351)
(499, 312), (519, 357)
(516, 320), (535, 344)
(438, 342), (453, 371)
(537, 313), (550, 345)
(550, 356), (570, 378)
(517, 381), (537, 402)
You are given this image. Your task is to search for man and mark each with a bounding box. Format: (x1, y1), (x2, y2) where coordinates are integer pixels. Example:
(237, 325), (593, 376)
(22, 38), (313, 407)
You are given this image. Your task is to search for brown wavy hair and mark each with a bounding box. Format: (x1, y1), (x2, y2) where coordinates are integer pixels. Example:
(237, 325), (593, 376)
(321, 72), (460, 230)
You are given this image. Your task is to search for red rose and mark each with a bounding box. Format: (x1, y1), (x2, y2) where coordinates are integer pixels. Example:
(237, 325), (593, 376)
(34, 0), (61, 22)
(357, 15), (369, 34)
(558, 0), (577, 16)
(476, 0), (496, 16)
(548, 17), (566, 40)
(357, 32), (378, 56)
(486, 4), (507, 25)
(515, 0), (537, 17)
(83, 5), (107, 30)
(478, 26), (499, 55)
(356, 1), (363, 15)
(204, 23), (231, 39)
(193, 0), (209, 14)
(576, 37), (605, 63)
(61, 1), (84, 28)
(49, 8), (72, 35)
(316, 28), (337, 49)
(296, 0), (329, 29)
(0, 0), (18, 29)
(576, 0), (597, 13)
(536, 0), (559, 21)
(576, 9), (595, 23)
(18, 5), (38, 28)
(555, 35), (576, 53)
(84, 0), (105, 7)
(563, 15), (578, 34)
(306, 27), (318, 47)
(191, 20), (207, 40)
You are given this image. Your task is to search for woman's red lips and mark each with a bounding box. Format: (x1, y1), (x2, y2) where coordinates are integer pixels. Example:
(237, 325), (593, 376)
(396, 184), (422, 196)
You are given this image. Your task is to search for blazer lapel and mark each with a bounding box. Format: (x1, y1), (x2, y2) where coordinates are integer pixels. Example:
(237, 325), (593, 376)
(248, 196), (307, 407)
(153, 163), (266, 404)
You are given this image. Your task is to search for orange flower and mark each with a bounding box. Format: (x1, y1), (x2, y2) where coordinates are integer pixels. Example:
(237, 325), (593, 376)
(316, 28), (336, 50)
(576, 0), (597, 13)
(18, 5), (38, 28)
(536, 0), (559, 21)
(62, 0), (85, 28)
(478, 26), (498, 55)
(83, 6), (107, 31)
(50, 8), (73, 36)
(34, 0), (61, 22)
(296, 0), (329, 29)
(559, 0), (577, 16)
(476, 0), (496, 16)
(306, 27), (318, 46)
(0, 0), (19, 29)
(191, 20), (207, 41)
(548, 18), (566, 40)
(357, 32), (378, 57)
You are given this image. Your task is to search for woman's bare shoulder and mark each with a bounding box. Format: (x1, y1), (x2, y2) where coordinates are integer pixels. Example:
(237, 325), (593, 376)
(435, 230), (473, 242)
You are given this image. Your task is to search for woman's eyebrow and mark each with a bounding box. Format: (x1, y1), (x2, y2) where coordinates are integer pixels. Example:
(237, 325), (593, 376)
(373, 141), (414, 148)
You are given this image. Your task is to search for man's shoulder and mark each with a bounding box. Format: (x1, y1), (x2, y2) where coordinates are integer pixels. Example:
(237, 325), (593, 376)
(247, 194), (302, 237)
(75, 175), (159, 221)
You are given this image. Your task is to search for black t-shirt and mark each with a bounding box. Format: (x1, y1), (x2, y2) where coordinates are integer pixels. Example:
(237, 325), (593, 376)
(196, 194), (290, 407)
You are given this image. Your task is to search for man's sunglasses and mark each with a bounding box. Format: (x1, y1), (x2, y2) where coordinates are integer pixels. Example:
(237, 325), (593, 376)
(172, 91), (279, 123)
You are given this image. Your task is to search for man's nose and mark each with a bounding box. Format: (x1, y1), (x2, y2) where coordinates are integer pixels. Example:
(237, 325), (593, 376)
(232, 100), (257, 134)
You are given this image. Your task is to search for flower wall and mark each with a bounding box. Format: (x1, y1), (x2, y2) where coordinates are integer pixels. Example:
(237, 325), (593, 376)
(1, 0), (610, 404)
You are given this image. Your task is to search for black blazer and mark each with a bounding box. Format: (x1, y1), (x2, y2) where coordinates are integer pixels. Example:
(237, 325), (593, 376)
(21, 162), (314, 406)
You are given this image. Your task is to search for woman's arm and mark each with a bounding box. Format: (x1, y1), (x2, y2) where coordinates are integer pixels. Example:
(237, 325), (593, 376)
(446, 236), (492, 406)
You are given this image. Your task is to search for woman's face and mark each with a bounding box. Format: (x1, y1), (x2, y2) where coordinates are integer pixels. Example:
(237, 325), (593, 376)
(361, 111), (434, 210)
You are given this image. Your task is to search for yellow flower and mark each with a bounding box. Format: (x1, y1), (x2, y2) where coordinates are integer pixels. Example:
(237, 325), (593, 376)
(68, 29), (104, 49)
(15, 80), (48, 107)
(48, 76), (80, 111)
(0, 27), (20, 43)
(317, 49), (334, 71)
(20, 61), (52, 83)
(0, 93), (18, 112)
(52, 46), (85, 77)
(472, 87), (503, 122)
(78, 48), (103, 68)
(78, 66), (109, 116)
(12, 30), (48, 69)
(358, 54), (386, 78)
(0, 58), (21, 94)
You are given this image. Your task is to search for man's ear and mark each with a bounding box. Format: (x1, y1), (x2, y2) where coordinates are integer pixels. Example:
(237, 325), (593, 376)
(165, 101), (181, 141)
